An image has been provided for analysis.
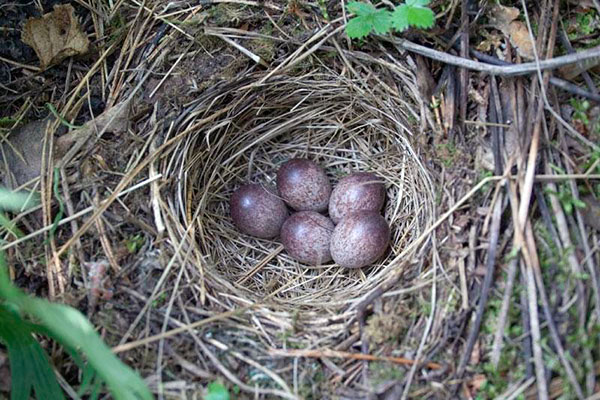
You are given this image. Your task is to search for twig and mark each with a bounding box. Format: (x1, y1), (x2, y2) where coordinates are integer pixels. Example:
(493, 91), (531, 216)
(236, 244), (283, 285)
(558, 29), (599, 95)
(521, 234), (549, 400)
(388, 37), (600, 77)
(528, 224), (585, 399)
(489, 257), (519, 367)
(204, 29), (269, 67)
(112, 304), (260, 353)
(92, 190), (120, 273)
(268, 348), (443, 370)
(455, 188), (504, 380)
(454, 44), (600, 103)
(400, 238), (439, 400)
(458, 0), (469, 135)
(0, 175), (163, 251)
(519, 265), (534, 379)
(356, 271), (404, 384)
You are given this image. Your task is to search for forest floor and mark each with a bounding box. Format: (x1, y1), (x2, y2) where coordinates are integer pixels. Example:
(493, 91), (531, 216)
(1, 0), (599, 399)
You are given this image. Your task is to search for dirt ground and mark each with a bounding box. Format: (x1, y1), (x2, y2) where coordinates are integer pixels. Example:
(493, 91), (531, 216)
(1, 0), (600, 399)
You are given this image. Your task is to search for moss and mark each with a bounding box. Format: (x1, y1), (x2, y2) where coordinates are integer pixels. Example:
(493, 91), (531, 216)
(369, 362), (404, 387)
(209, 3), (249, 27)
(365, 312), (407, 345)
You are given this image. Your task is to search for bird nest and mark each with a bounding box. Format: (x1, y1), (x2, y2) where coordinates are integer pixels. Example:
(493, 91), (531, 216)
(161, 67), (436, 345)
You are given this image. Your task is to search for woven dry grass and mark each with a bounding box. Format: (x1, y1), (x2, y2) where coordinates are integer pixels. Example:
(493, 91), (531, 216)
(159, 67), (436, 346)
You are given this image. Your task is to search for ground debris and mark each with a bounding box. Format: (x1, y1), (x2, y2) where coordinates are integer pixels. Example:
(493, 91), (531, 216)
(21, 4), (89, 70)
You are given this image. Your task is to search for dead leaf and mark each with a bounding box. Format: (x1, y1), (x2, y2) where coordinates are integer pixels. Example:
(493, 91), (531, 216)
(476, 30), (503, 53)
(488, 4), (520, 28)
(466, 374), (487, 397)
(415, 55), (435, 101)
(0, 100), (130, 188)
(57, 99), (131, 166)
(506, 21), (535, 60)
(0, 117), (66, 188)
(21, 4), (89, 70)
(488, 5), (535, 60)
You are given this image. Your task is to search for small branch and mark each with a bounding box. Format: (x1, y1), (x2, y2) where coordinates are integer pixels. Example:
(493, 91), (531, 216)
(455, 190), (504, 379)
(268, 348), (443, 370)
(388, 37), (600, 77)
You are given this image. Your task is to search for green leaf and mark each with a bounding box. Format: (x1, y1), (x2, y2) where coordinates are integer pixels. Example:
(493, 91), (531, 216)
(0, 306), (65, 400)
(392, 2), (435, 31)
(0, 188), (38, 212)
(346, 1), (376, 16)
(346, 15), (374, 38)
(21, 300), (153, 400)
(0, 260), (153, 400)
(205, 381), (230, 400)
(371, 10), (393, 34)
(406, 0), (431, 6)
(345, 3), (393, 39)
(406, 5), (434, 28)
(391, 5), (409, 31)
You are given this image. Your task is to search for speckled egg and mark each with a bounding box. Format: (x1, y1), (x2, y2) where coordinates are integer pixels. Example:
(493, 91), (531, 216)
(280, 211), (335, 265)
(329, 172), (386, 224)
(277, 159), (331, 212)
(330, 211), (390, 268)
(230, 184), (288, 239)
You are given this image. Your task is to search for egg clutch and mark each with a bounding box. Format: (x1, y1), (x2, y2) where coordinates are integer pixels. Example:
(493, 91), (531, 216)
(229, 159), (390, 268)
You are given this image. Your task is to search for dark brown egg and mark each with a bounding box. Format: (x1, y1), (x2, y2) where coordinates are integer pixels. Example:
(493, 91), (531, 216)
(280, 211), (335, 265)
(277, 158), (331, 212)
(329, 172), (386, 224)
(230, 184), (288, 239)
(330, 211), (390, 268)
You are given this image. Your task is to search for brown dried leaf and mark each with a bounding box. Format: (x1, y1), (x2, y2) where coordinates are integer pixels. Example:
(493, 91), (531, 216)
(488, 4), (535, 60)
(488, 4), (519, 29)
(507, 20), (535, 60)
(0, 117), (66, 188)
(476, 30), (503, 53)
(21, 4), (89, 70)
(0, 101), (130, 188)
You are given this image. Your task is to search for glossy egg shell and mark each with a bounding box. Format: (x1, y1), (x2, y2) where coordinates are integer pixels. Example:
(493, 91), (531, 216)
(229, 184), (288, 239)
(277, 158), (331, 212)
(280, 211), (335, 265)
(330, 211), (390, 268)
(329, 172), (386, 224)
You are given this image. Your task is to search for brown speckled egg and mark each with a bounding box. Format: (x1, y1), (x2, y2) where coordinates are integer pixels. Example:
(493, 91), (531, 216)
(277, 159), (331, 212)
(330, 211), (390, 268)
(329, 172), (385, 224)
(230, 184), (288, 239)
(280, 211), (335, 265)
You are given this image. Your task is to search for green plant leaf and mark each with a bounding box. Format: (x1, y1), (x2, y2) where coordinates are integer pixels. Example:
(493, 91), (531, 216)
(406, 0), (431, 6)
(205, 381), (230, 400)
(345, 2), (393, 39)
(0, 306), (65, 400)
(371, 10), (393, 34)
(346, 15), (374, 38)
(346, 1), (376, 16)
(0, 260), (153, 400)
(392, 2), (435, 31)
(20, 299), (153, 400)
(391, 5), (409, 31)
(0, 188), (38, 212)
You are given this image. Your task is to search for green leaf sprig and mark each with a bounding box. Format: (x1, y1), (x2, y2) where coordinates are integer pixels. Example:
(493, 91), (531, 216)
(345, 0), (435, 39)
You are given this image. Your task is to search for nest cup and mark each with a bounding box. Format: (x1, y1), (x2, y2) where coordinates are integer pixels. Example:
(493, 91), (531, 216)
(167, 71), (435, 334)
